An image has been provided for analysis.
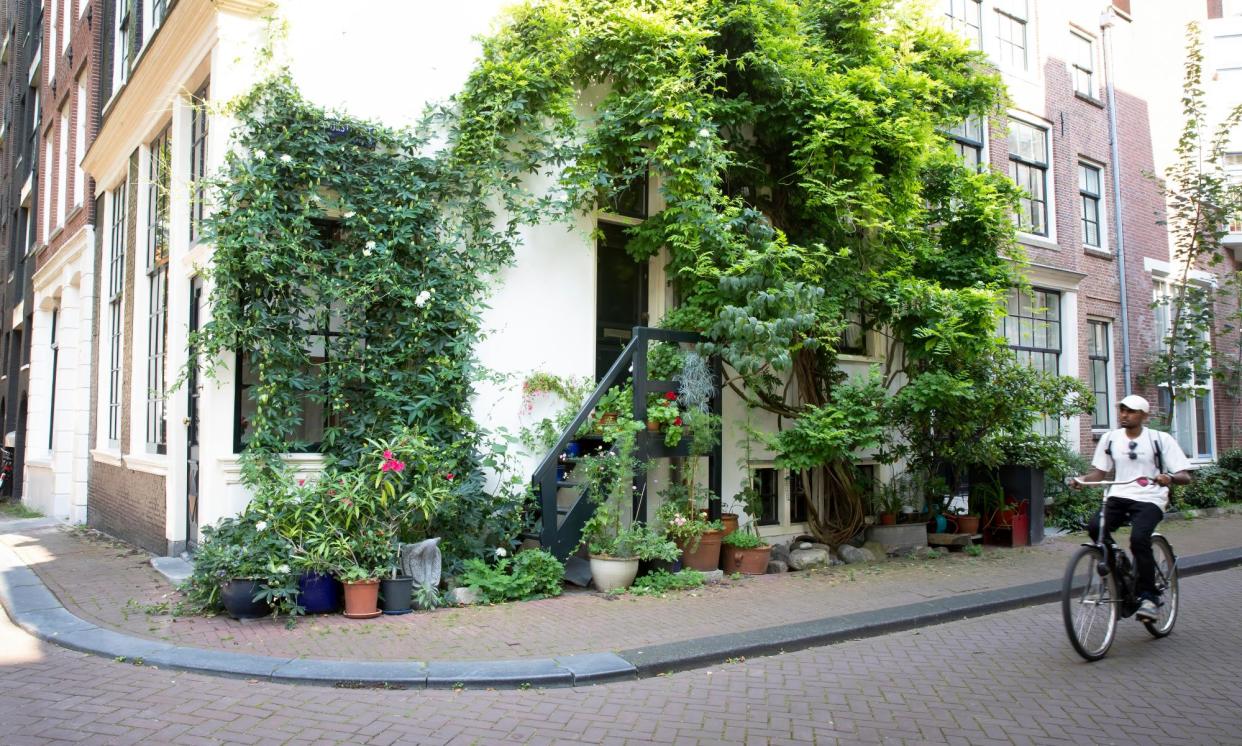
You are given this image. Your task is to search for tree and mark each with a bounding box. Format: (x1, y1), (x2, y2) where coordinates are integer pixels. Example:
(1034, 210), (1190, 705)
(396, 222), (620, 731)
(1145, 23), (1242, 433)
(446, 0), (1084, 543)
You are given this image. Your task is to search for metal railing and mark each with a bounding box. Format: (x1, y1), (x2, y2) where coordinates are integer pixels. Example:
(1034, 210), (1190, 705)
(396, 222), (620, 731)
(531, 327), (722, 559)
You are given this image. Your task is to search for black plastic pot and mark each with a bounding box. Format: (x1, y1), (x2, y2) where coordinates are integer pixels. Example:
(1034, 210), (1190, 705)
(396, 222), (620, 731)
(639, 557), (682, 577)
(221, 578), (272, 620)
(379, 575), (414, 615)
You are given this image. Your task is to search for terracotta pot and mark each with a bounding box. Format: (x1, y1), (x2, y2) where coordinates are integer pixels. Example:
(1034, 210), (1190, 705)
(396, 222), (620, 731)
(720, 513), (740, 537)
(721, 544), (771, 575)
(879, 513), (897, 526)
(590, 555), (640, 592)
(598, 412), (618, 428)
(646, 420), (662, 432)
(679, 529), (724, 571)
(955, 514), (981, 534)
(341, 579), (381, 619)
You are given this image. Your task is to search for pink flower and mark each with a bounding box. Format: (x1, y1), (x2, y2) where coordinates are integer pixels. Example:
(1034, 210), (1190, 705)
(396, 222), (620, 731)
(383, 450), (394, 460)
(298, 478), (305, 486)
(392, 460), (405, 473)
(445, 473), (455, 481)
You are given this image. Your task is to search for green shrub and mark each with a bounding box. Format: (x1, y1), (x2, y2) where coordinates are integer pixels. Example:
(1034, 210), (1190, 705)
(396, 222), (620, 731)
(1174, 466), (1226, 510)
(459, 549), (564, 603)
(628, 570), (705, 596)
(1047, 484), (1104, 533)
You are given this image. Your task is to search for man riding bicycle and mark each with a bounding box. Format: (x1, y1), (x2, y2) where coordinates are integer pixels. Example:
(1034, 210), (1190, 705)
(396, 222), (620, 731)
(1072, 395), (1191, 622)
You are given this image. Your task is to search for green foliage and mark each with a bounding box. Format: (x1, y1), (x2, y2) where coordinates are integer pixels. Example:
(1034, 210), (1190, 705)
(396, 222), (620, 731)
(628, 569), (706, 596)
(1173, 466), (1228, 511)
(460, 549), (565, 603)
(519, 372), (594, 454)
(722, 530), (765, 549)
(762, 372), (887, 472)
(180, 513), (300, 615)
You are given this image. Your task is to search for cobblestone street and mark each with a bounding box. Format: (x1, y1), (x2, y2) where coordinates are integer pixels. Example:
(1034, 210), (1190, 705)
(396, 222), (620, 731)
(4, 565), (1241, 744)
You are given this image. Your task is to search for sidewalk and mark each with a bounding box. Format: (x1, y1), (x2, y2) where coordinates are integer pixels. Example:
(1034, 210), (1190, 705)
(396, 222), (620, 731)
(3, 511), (1242, 688)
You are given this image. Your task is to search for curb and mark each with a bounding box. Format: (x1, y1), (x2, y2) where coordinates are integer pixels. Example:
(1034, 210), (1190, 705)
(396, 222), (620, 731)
(2, 527), (1241, 688)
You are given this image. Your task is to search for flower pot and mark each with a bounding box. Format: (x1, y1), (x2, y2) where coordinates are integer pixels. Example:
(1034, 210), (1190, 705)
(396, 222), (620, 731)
(380, 576), (414, 615)
(598, 412), (618, 428)
(646, 420), (661, 432)
(955, 514), (981, 534)
(590, 555), (640, 592)
(679, 529), (724, 571)
(721, 544), (771, 575)
(639, 557), (682, 577)
(221, 578), (271, 620)
(879, 513), (897, 526)
(341, 579), (382, 619)
(720, 513), (739, 537)
(297, 571), (342, 614)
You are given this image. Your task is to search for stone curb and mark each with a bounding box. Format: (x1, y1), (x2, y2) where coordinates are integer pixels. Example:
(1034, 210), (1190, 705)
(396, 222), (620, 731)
(2, 523), (1241, 688)
(615, 544), (1242, 676)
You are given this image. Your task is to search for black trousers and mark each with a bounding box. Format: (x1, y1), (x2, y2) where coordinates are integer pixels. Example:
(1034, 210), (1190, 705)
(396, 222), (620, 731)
(1087, 497), (1164, 598)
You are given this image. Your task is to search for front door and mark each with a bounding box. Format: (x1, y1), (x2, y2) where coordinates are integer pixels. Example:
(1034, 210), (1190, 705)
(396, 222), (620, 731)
(595, 223), (648, 380)
(185, 277), (204, 551)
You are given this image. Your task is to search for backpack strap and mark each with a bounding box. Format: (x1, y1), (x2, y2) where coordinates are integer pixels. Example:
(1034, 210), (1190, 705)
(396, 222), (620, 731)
(1104, 433), (1113, 457)
(1151, 431), (1164, 474)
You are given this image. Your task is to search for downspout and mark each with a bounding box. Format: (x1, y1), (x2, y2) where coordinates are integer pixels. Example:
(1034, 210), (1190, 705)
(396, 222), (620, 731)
(1101, 6), (1134, 396)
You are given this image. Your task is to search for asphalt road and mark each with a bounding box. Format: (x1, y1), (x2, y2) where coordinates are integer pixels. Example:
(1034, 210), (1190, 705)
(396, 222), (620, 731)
(3, 567), (1241, 745)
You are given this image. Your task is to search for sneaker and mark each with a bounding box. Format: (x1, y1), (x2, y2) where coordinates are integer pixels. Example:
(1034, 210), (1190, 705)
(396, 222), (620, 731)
(1135, 597), (1159, 622)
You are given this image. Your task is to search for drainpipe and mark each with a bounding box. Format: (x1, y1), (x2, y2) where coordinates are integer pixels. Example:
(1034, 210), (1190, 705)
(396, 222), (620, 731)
(1101, 6), (1133, 396)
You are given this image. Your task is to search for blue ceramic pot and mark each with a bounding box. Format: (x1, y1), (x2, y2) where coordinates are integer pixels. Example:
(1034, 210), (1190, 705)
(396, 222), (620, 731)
(298, 571), (342, 614)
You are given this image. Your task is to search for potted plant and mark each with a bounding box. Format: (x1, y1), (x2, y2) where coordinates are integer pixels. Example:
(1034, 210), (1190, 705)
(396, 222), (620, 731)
(874, 484), (905, 526)
(338, 562), (383, 618)
(721, 526), (771, 575)
(581, 504), (642, 591)
(645, 391), (685, 446)
(593, 383), (633, 430)
(191, 514), (298, 620)
(629, 522), (682, 576)
(658, 501), (725, 571)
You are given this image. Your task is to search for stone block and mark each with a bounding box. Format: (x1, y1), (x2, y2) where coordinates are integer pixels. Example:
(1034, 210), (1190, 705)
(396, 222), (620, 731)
(865, 524), (928, 556)
(788, 547), (831, 570)
(766, 560), (788, 574)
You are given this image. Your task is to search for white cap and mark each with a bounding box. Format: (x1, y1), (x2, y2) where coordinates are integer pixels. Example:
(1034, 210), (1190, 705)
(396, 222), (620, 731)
(1119, 394), (1149, 413)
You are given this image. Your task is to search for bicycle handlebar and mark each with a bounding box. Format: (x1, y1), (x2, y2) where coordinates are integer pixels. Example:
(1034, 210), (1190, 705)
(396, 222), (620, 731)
(1069, 476), (1152, 487)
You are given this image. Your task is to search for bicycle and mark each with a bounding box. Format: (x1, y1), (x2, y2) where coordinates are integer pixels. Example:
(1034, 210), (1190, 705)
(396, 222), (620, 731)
(1060, 476), (1179, 661)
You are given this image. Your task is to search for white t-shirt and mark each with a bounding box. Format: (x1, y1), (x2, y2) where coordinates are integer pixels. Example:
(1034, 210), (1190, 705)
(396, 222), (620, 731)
(1090, 427), (1192, 509)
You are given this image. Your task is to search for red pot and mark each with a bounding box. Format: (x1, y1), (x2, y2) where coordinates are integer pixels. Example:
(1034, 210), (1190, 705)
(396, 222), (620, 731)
(679, 530), (724, 571)
(341, 579), (381, 619)
(721, 545), (771, 575)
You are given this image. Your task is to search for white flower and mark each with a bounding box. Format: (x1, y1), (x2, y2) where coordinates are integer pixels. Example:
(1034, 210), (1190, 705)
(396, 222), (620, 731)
(255, 520), (268, 532)
(365, 240), (376, 250)
(280, 153), (293, 163)
(495, 547), (508, 558)
(415, 290), (432, 307)
(343, 211), (356, 219)
(254, 149), (266, 160)
(363, 248), (373, 257)
(278, 564), (291, 575)
(698, 127), (711, 138)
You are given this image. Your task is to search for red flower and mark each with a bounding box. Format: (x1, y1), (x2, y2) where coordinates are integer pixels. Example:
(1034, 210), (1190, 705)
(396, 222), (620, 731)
(445, 473), (455, 481)
(674, 417), (683, 426)
(664, 391), (677, 401)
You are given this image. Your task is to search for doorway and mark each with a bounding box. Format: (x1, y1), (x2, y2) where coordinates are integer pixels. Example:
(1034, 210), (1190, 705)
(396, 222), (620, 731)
(595, 223), (648, 380)
(185, 277), (204, 551)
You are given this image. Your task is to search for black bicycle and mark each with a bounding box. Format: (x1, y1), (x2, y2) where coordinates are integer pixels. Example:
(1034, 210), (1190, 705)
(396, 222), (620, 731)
(1061, 477), (1179, 661)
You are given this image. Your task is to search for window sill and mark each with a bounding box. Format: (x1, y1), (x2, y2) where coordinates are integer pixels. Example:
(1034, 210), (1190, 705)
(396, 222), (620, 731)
(25, 455), (52, 470)
(838, 353), (884, 364)
(1018, 234), (1060, 252)
(1074, 92), (1105, 109)
(1084, 246), (1113, 260)
(91, 448), (124, 467)
(124, 453), (168, 476)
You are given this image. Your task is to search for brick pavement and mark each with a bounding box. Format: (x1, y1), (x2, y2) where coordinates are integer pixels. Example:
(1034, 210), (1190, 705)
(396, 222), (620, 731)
(1, 513), (1241, 663)
(2, 562), (1241, 744)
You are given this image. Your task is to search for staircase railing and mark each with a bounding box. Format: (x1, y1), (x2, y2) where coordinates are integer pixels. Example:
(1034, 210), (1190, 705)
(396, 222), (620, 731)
(532, 327), (722, 560)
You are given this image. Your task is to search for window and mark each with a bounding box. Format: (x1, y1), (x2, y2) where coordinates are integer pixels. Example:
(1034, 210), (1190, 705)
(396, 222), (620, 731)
(115, 0), (134, 89)
(234, 221), (344, 453)
(839, 303), (869, 356)
(790, 470), (811, 524)
(1008, 119), (1048, 236)
(994, 0), (1029, 72)
(146, 127), (170, 453)
(47, 305), (59, 450)
(1154, 281), (1215, 459)
(1079, 162), (1103, 249)
(48, 0), (57, 80)
(150, 0), (168, 35)
(946, 116), (985, 170)
(74, 82), (85, 208)
(1071, 32), (1095, 98)
(753, 467), (779, 526)
(42, 138), (52, 240)
(1087, 320), (1111, 429)
(944, 0), (983, 49)
(1001, 288), (1061, 435)
(57, 110), (68, 227)
(107, 183), (126, 445)
(188, 84), (209, 243)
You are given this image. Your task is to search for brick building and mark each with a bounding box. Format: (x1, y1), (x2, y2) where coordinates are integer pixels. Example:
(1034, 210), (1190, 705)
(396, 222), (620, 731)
(0, 1), (43, 503)
(22, 0), (98, 521)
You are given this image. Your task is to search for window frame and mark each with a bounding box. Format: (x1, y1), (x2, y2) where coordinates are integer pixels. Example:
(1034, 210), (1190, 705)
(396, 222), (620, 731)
(994, 0), (1029, 72)
(106, 182), (127, 447)
(47, 304), (59, 451)
(944, 0), (983, 50)
(1002, 287), (1062, 436)
(1086, 319), (1113, 430)
(188, 84), (209, 244)
(946, 116), (986, 171)
(1079, 161), (1104, 250)
(1008, 118), (1050, 238)
(145, 126), (171, 454)
(1152, 279), (1216, 460)
(1071, 31), (1096, 99)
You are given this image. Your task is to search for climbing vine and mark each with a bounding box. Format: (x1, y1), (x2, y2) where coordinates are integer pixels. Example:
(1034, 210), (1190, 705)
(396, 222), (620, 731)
(447, 0), (1087, 543)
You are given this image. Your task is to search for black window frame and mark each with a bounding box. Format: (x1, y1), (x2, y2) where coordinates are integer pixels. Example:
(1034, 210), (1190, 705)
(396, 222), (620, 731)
(188, 83), (209, 244)
(946, 116), (985, 171)
(1087, 320), (1111, 429)
(754, 467), (779, 526)
(1079, 162), (1103, 249)
(107, 182), (127, 445)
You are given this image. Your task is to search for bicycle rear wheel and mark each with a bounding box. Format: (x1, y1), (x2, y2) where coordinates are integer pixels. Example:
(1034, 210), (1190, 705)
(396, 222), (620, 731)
(1062, 545), (1117, 661)
(1144, 535), (1178, 638)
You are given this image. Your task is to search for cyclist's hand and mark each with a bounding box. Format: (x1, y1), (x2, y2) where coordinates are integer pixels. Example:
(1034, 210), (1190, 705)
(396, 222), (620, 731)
(1068, 476), (1083, 491)
(1154, 474), (1172, 487)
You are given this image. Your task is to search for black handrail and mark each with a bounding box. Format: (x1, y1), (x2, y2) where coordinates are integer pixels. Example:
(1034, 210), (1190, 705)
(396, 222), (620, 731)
(531, 327), (723, 560)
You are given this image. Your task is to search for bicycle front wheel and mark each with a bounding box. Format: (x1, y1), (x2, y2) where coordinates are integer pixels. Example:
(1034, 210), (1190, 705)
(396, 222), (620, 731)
(1144, 535), (1178, 638)
(1062, 545), (1117, 661)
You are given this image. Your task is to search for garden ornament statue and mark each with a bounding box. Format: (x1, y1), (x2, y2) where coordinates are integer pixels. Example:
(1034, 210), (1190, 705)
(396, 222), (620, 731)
(400, 537), (442, 590)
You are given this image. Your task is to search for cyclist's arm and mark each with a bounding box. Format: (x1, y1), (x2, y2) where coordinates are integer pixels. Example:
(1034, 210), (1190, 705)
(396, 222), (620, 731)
(1154, 470), (1190, 487)
(1071, 468), (1110, 489)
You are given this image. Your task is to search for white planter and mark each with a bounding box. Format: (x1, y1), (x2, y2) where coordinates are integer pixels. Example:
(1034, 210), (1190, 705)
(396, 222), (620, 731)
(590, 555), (639, 592)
